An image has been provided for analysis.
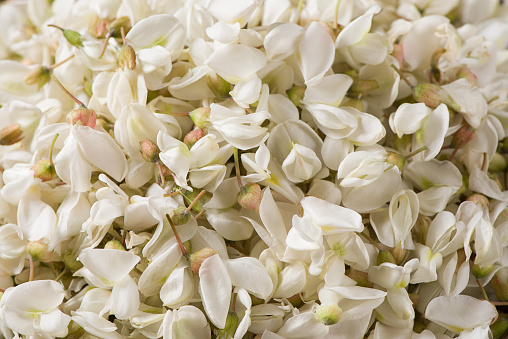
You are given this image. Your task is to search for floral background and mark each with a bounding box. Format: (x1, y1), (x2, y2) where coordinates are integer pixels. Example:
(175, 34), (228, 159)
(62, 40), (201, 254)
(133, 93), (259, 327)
(1, 0), (508, 338)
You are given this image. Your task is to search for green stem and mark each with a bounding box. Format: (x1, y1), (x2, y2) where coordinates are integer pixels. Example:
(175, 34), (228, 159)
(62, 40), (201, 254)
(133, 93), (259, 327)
(390, 64), (414, 89)
(234, 148), (243, 189)
(52, 76), (86, 108)
(406, 146), (427, 159)
(167, 214), (187, 257)
(185, 190), (205, 214)
(48, 55), (74, 70)
(477, 278), (489, 301)
(333, 0), (342, 30)
(49, 133), (59, 167)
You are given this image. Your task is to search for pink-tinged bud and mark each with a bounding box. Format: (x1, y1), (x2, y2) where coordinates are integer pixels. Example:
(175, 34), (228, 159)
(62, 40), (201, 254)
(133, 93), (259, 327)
(26, 241), (53, 262)
(377, 250), (396, 265)
(140, 138), (160, 163)
(466, 193), (489, 207)
(32, 159), (57, 182)
(66, 108), (97, 129)
(392, 44), (404, 69)
(207, 74), (231, 98)
(341, 98), (364, 111)
(348, 79), (379, 97)
(287, 293), (305, 308)
(491, 271), (508, 301)
(391, 242), (406, 265)
(172, 206), (191, 226)
(104, 240), (126, 251)
(385, 151), (406, 171)
(190, 247), (218, 274)
(92, 18), (110, 38)
(347, 269), (372, 288)
(63, 252), (83, 271)
(119, 44), (136, 70)
(183, 129), (205, 149)
(413, 83), (442, 108)
(287, 86), (305, 106)
(456, 67), (477, 87)
(189, 108), (210, 129)
(24, 66), (51, 88)
(0, 124), (23, 145)
(489, 153), (507, 172)
(315, 304), (342, 325)
(237, 183), (262, 211)
(472, 263), (494, 279)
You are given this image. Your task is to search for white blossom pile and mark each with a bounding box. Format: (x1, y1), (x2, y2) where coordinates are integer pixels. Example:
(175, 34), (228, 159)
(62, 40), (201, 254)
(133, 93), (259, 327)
(2, 0), (508, 338)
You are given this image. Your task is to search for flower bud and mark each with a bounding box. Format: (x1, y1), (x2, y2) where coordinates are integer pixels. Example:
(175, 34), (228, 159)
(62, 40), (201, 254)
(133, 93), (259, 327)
(287, 293), (304, 308)
(315, 304), (342, 325)
(471, 263), (494, 279)
(413, 83), (442, 108)
(63, 29), (83, 47)
(0, 124), (23, 145)
(104, 240), (125, 251)
(172, 206), (191, 226)
(391, 243), (406, 265)
(456, 67), (477, 87)
(491, 272), (508, 302)
(24, 66), (51, 88)
(287, 86), (305, 106)
(190, 247), (218, 274)
(377, 250), (396, 265)
(466, 193), (489, 208)
(66, 108), (97, 129)
(140, 138), (160, 163)
(108, 16), (132, 37)
(183, 129), (205, 149)
(341, 98), (363, 111)
(119, 44), (136, 70)
(63, 252), (83, 271)
(26, 241), (53, 262)
(189, 108), (210, 129)
(490, 317), (508, 339)
(92, 18), (110, 38)
(348, 79), (379, 97)
(207, 74), (231, 98)
(32, 159), (57, 182)
(237, 183), (262, 211)
(489, 153), (507, 172)
(385, 151), (406, 171)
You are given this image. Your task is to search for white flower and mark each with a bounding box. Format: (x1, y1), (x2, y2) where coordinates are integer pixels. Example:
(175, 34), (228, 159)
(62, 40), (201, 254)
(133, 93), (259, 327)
(0, 280), (71, 337)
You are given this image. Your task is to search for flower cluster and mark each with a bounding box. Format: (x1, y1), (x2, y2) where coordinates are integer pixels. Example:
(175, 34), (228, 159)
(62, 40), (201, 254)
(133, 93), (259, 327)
(1, 0), (508, 338)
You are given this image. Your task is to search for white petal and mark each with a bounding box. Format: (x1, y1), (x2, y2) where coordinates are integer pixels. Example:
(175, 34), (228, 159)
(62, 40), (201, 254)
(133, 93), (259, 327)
(74, 126), (127, 182)
(199, 254), (232, 329)
(425, 295), (497, 333)
(206, 44), (266, 84)
(223, 257), (273, 299)
(78, 249), (140, 284)
(110, 275), (140, 320)
(299, 22), (335, 86)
